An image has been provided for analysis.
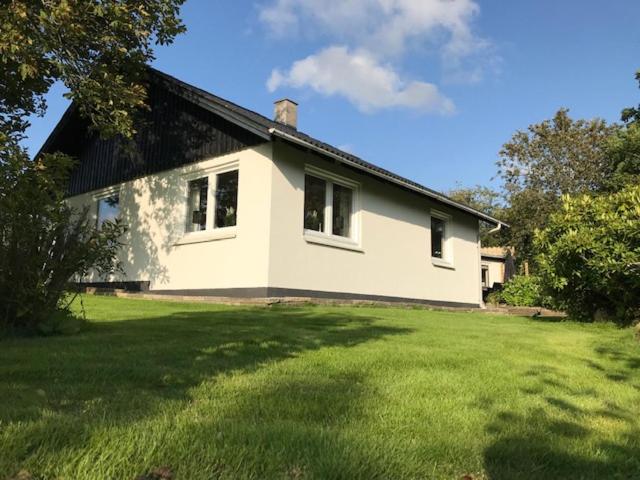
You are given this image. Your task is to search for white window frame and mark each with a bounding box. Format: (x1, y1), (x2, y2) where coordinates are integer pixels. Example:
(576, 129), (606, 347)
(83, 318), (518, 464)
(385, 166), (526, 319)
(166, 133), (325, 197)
(303, 165), (362, 252)
(430, 209), (454, 269)
(176, 160), (239, 245)
(93, 185), (122, 228)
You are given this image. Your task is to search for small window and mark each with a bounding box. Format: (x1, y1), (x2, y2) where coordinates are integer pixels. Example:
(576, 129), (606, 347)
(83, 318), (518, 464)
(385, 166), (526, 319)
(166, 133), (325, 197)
(304, 175), (326, 232)
(97, 194), (120, 228)
(214, 170), (239, 228)
(431, 216), (445, 258)
(332, 183), (353, 237)
(186, 177), (208, 233)
(481, 265), (489, 287)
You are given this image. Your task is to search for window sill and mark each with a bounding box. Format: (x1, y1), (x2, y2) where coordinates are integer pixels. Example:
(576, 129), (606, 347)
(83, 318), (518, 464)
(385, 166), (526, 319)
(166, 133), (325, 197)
(174, 228), (237, 246)
(431, 257), (455, 270)
(304, 231), (363, 252)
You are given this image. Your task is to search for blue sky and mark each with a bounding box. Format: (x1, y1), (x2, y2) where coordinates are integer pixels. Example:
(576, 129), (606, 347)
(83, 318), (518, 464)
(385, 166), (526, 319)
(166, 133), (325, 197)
(25, 0), (640, 192)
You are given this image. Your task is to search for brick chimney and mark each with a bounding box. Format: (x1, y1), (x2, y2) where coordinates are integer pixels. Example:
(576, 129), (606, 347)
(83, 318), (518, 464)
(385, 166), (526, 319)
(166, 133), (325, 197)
(274, 98), (298, 129)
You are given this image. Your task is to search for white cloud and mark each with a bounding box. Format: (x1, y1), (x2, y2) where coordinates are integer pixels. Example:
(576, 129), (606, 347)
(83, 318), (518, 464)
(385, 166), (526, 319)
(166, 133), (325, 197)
(259, 0), (494, 111)
(259, 0), (487, 60)
(267, 46), (455, 115)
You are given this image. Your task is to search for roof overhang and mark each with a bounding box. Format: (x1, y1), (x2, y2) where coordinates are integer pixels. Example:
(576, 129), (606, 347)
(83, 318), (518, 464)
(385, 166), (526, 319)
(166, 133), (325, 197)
(36, 67), (509, 229)
(269, 127), (509, 228)
(481, 254), (507, 261)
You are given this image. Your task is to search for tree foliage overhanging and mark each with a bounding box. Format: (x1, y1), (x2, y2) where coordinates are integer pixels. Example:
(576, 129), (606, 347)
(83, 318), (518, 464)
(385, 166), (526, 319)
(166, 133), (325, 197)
(0, 0), (186, 334)
(1, 0), (185, 144)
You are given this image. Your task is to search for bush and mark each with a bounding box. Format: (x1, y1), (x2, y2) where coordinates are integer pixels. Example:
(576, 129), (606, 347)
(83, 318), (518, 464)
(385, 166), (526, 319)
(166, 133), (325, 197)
(0, 152), (126, 335)
(499, 275), (552, 308)
(535, 185), (640, 325)
(485, 291), (503, 306)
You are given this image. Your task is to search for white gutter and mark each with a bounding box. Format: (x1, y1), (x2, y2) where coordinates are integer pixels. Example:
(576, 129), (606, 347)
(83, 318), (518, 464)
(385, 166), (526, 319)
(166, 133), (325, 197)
(269, 127), (508, 228)
(488, 223), (502, 235)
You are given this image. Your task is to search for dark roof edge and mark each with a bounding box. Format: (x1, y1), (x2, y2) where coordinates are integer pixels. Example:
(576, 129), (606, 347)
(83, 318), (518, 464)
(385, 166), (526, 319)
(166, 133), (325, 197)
(270, 127), (508, 227)
(36, 67), (508, 227)
(34, 103), (78, 159)
(481, 254), (507, 260)
(149, 69), (508, 227)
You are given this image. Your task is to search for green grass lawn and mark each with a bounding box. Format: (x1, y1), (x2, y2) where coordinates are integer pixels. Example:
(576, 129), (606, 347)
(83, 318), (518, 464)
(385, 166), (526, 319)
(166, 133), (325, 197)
(1, 296), (639, 480)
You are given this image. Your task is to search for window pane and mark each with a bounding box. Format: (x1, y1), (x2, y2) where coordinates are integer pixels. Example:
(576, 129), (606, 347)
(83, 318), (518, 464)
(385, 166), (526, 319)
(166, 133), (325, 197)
(215, 170), (239, 228)
(97, 195), (120, 228)
(304, 175), (326, 232)
(332, 183), (353, 237)
(186, 177), (208, 232)
(431, 217), (445, 258)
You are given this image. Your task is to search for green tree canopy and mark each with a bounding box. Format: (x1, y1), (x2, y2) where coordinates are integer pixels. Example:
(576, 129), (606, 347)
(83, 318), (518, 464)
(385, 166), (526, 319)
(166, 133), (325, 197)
(605, 122), (640, 190)
(0, 0), (185, 148)
(497, 109), (618, 197)
(495, 109), (618, 266)
(603, 69), (640, 190)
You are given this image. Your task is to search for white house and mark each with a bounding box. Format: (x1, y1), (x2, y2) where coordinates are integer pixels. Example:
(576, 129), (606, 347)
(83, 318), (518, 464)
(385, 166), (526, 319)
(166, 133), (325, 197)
(41, 68), (506, 308)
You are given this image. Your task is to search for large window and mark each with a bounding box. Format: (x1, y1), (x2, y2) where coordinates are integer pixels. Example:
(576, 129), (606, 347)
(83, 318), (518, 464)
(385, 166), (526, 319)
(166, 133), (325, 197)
(185, 169), (238, 234)
(303, 169), (358, 244)
(97, 194), (120, 228)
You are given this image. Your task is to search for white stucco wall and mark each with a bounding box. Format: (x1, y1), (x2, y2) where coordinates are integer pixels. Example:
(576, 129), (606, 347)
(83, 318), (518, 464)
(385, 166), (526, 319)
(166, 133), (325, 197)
(67, 141), (483, 305)
(67, 143), (274, 291)
(266, 142), (483, 306)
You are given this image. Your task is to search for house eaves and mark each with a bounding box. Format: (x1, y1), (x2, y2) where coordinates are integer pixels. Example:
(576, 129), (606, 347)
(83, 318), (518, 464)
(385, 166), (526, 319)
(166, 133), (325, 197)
(268, 127), (508, 228)
(40, 67), (508, 228)
(152, 69), (508, 228)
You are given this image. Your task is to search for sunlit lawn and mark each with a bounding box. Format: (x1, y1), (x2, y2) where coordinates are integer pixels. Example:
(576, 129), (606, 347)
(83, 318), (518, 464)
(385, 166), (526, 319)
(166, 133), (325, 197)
(1, 296), (639, 479)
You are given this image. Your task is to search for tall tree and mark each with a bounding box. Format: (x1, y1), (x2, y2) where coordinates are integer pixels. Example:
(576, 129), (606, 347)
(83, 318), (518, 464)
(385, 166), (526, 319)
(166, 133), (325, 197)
(604, 68), (640, 190)
(496, 109), (618, 266)
(621, 69), (640, 125)
(605, 123), (640, 190)
(0, 0), (185, 334)
(497, 109), (618, 196)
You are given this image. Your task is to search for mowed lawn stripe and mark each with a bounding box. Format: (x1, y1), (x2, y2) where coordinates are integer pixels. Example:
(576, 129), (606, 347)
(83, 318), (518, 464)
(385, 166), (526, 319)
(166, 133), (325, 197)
(1, 296), (638, 479)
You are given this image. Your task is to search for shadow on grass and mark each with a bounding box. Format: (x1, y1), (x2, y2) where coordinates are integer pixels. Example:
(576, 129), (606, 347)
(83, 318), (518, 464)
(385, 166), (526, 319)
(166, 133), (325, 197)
(0, 306), (411, 474)
(484, 414), (640, 480)
(177, 368), (399, 479)
(485, 353), (640, 480)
